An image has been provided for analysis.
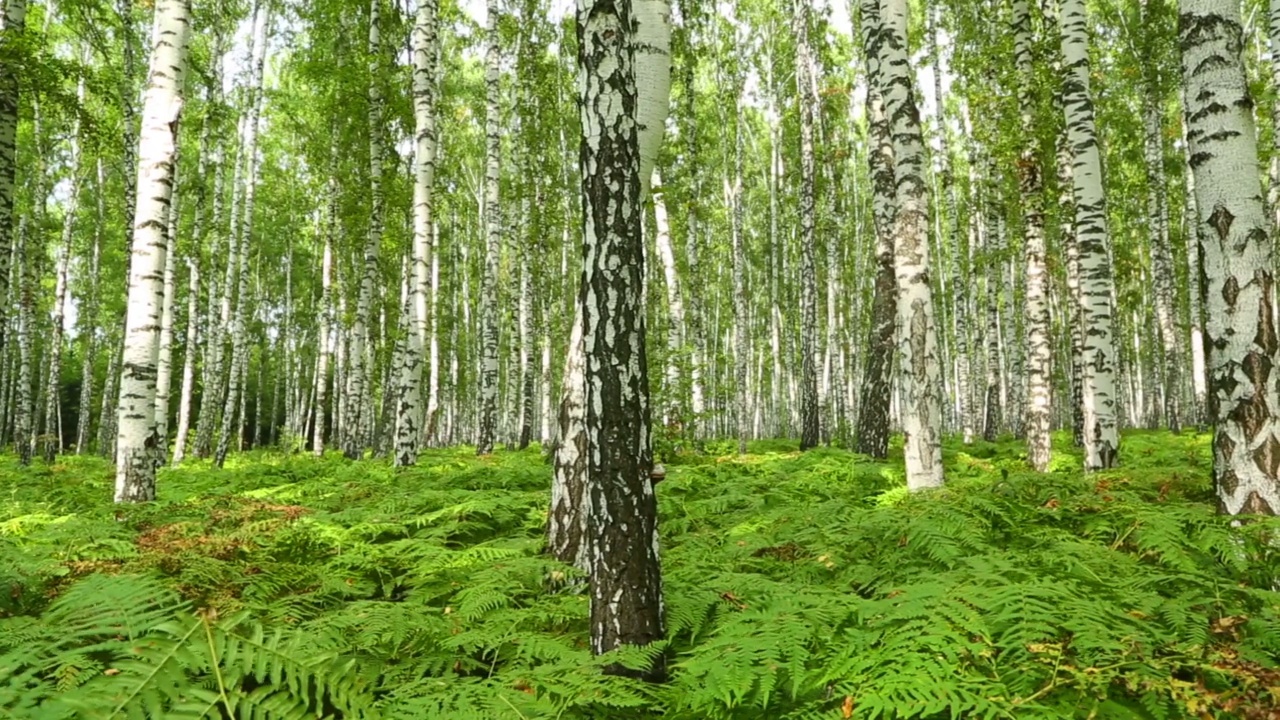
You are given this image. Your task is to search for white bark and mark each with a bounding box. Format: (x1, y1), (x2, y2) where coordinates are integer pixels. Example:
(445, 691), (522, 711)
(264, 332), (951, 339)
(476, 0), (500, 455)
(413, 0), (439, 447)
(115, 0), (191, 503)
(313, 219), (334, 456)
(796, 0), (820, 451)
(154, 150), (179, 450)
(879, 0), (944, 489)
(171, 257), (197, 463)
(1181, 0), (1280, 515)
(1014, 0), (1052, 471)
(1061, 0), (1120, 469)
(634, 0), (670, 199)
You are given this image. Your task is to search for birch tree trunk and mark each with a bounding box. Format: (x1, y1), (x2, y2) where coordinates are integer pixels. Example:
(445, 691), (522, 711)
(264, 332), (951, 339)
(1061, 0), (1120, 469)
(730, 71), (748, 455)
(313, 220), (334, 456)
(154, 153), (179, 453)
(1181, 110), (1208, 426)
(394, 248), (421, 465)
(1268, 0), (1280, 233)
(879, 0), (944, 489)
(75, 160), (104, 454)
(578, 0), (664, 679)
(855, 0), (896, 460)
(796, 0), (820, 451)
(651, 170), (686, 424)
(550, 303), (588, 572)
(413, 0), (439, 448)
(342, 0), (385, 460)
(1014, 0), (1052, 471)
(1181, 0), (1280, 516)
(0, 0), (26, 366)
(171, 257), (197, 463)
(13, 215), (33, 465)
(115, 0), (191, 503)
(476, 0), (500, 456)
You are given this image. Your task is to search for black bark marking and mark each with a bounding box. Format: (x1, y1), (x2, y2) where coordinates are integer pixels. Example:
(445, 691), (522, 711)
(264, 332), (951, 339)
(1209, 204), (1234, 242)
(1228, 390), (1268, 441)
(1240, 490), (1276, 516)
(1242, 352), (1273, 394)
(1219, 467), (1239, 498)
(1256, 271), (1277, 355)
(1222, 276), (1239, 309)
(1216, 431), (1237, 466)
(1253, 434), (1280, 480)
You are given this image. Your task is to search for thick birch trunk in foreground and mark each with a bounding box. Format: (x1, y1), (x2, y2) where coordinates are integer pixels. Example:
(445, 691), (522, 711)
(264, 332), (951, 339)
(578, 0), (664, 680)
(1061, 0), (1119, 470)
(1014, 0), (1052, 471)
(879, 0), (944, 489)
(476, 0), (500, 456)
(115, 0), (191, 503)
(855, 0), (896, 460)
(1181, 0), (1280, 516)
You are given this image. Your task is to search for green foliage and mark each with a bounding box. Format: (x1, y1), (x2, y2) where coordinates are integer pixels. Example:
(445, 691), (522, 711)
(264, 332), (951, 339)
(2, 433), (1278, 718)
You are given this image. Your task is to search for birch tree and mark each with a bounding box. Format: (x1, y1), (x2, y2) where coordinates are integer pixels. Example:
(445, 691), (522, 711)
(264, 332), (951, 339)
(1013, 0), (1052, 471)
(1061, 0), (1119, 469)
(578, 0), (664, 679)
(476, 0), (501, 456)
(342, 0), (386, 460)
(403, 0), (438, 461)
(115, 0), (192, 503)
(855, 0), (896, 461)
(0, 0), (25, 368)
(795, 0), (820, 451)
(1181, 0), (1280, 515)
(878, 0), (944, 489)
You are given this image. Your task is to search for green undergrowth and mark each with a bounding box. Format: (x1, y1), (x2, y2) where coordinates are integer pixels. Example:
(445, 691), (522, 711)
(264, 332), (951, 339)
(2, 431), (1279, 719)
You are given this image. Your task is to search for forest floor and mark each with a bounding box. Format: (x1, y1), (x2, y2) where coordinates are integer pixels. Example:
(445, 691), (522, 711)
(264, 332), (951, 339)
(2, 431), (1279, 719)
